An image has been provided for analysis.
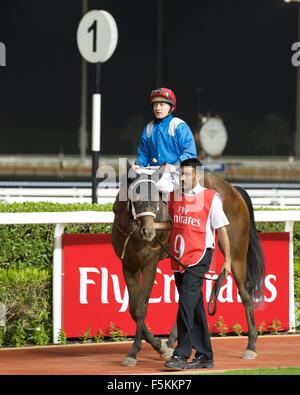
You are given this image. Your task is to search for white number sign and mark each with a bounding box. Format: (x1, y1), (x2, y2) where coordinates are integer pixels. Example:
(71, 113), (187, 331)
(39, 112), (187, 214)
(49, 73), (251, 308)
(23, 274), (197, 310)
(77, 10), (118, 63)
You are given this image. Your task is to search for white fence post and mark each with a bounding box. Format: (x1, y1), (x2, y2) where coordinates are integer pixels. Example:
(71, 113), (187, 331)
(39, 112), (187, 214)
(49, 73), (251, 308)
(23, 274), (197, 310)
(53, 223), (65, 344)
(285, 221), (296, 332)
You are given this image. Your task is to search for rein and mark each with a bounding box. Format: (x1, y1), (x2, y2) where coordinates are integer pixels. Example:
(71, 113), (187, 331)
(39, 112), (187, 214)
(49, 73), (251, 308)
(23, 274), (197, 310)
(155, 235), (225, 316)
(207, 271), (226, 315)
(114, 219), (169, 258)
(144, 230), (170, 251)
(114, 222), (136, 260)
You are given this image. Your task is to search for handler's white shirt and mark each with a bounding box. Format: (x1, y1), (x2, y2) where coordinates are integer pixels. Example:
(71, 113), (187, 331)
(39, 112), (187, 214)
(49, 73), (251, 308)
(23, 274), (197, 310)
(183, 183), (229, 249)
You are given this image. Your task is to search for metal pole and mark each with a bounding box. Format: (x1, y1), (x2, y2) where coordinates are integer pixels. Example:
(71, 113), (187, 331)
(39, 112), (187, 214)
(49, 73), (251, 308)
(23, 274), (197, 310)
(79, 0), (88, 160)
(295, 4), (300, 158)
(156, 0), (163, 87)
(92, 62), (101, 203)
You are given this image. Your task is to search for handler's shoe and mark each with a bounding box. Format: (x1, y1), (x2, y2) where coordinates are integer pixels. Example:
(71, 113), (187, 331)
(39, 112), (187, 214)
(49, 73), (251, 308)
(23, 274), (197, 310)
(164, 354), (187, 369)
(186, 354), (214, 369)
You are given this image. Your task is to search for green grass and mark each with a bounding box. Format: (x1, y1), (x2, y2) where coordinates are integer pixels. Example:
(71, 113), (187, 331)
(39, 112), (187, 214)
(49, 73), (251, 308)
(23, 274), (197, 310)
(207, 366), (300, 375)
(166, 366), (300, 376)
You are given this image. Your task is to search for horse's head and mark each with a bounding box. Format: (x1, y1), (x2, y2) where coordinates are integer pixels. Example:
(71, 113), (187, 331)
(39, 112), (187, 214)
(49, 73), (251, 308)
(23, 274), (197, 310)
(128, 169), (161, 242)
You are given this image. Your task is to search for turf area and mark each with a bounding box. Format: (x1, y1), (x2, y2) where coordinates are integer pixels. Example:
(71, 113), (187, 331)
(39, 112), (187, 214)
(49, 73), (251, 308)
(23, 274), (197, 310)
(206, 366), (300, 375)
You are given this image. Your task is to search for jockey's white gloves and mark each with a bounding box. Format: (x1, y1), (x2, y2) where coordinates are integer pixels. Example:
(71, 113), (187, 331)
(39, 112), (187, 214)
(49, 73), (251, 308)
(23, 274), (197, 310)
(132, 163), (141, 171)
(156, 171), (175, 193)
(165, 163), (177, 173)
(158, 182), (175, 193)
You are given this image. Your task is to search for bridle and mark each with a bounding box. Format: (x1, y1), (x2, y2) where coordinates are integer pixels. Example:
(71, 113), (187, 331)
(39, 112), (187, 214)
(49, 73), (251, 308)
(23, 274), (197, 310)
(128, 178), (159, 220)
(115, 177), (167, 259)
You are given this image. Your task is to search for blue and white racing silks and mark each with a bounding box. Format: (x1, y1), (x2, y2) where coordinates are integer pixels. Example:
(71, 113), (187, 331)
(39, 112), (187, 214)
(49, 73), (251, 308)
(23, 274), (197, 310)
(135, 114), (197, 166)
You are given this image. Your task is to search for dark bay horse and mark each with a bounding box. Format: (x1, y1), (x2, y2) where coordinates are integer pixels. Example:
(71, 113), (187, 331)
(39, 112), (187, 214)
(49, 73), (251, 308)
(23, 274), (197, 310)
(112, 167), (265, 366)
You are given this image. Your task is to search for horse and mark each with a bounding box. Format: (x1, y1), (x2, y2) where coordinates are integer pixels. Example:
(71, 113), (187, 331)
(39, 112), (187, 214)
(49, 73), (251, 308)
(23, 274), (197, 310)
(111, 166), (265, 366)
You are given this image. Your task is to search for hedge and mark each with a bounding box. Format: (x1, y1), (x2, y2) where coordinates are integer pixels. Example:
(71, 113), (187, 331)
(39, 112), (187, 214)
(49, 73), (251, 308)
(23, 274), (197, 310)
(0, 202), (299, 347)
(0, 267), (51, 347)
(0, 202), (113, 270)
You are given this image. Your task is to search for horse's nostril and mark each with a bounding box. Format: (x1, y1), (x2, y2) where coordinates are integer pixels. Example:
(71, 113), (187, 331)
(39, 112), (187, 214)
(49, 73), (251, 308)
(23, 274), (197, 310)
(141, 227), (149, 236)
(141, 226), (155, 240)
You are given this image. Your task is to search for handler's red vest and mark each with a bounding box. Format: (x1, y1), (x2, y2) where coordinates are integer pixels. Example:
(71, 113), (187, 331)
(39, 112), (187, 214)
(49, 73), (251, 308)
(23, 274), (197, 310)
(168, 188), (216, 272)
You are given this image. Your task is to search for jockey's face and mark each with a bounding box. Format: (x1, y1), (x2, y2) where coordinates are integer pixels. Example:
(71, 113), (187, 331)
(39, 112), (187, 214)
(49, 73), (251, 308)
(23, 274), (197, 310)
(152, 102), (172, 119)
(181, 166), (201, 193)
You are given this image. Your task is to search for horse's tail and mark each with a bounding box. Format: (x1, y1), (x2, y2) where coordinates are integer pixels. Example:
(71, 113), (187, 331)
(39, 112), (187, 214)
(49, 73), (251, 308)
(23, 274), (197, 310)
(234, 186), (265, 301)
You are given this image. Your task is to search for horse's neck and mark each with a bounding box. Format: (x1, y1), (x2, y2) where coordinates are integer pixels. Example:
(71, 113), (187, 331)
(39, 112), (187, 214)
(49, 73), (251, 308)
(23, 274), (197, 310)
(113, 193), (130, 225)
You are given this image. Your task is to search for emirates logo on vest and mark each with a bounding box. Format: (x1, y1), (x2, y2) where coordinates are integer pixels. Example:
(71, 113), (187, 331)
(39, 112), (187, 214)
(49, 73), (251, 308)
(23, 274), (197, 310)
(173, 206), (201, 227)
(169, 189), (216, 271)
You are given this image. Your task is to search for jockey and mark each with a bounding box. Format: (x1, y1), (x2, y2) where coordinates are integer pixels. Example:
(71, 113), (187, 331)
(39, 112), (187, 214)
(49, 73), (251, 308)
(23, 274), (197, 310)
(133, 87), (197, 193)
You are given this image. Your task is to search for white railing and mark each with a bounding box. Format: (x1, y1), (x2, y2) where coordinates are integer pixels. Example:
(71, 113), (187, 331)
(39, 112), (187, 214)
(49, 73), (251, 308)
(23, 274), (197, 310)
(1, 187), (300, 207)
(0, 188), (117, 204)
(0, 209), (298, 342)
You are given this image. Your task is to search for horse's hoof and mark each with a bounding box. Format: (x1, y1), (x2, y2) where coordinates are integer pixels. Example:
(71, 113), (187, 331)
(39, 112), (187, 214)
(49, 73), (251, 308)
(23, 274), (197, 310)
(159, 340), (174, 360)
(243, 350), (257, 360)
(121, 356), (137, 366)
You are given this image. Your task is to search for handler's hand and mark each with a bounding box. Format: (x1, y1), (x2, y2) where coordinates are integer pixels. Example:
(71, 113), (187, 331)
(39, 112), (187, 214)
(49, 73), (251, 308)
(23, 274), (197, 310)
(221, 259), (231, 277)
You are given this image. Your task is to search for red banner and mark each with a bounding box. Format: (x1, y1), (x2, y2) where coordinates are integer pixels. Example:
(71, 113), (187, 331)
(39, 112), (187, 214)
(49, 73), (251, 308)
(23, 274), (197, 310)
(62, 233), (290, 338)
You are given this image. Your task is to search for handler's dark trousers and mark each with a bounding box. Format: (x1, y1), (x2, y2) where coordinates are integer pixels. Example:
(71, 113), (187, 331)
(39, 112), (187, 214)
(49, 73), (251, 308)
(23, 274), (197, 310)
(173, 248), (213, 360)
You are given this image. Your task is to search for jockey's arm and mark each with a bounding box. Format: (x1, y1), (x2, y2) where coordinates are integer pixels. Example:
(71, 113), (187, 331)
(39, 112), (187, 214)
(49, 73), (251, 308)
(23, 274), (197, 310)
(177, 123), (197, 163)
(136, 127), (150, 167)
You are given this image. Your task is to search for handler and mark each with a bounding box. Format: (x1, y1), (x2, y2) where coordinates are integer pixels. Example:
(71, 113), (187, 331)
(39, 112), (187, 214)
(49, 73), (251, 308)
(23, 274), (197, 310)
(133, 87), (197, 193)
(165, 158), (231, 369)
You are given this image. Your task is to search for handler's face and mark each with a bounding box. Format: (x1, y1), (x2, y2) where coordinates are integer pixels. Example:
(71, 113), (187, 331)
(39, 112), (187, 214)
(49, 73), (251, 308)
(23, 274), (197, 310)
(181, 166), (200, 192)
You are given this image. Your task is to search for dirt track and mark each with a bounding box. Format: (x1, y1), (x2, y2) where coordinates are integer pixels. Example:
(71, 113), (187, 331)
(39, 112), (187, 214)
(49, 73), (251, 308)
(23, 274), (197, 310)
(0, 334), (299, 375)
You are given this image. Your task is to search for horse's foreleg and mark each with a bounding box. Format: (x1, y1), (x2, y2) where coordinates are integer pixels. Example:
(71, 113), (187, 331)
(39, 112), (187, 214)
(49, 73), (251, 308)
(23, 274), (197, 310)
(129, 264), (157, 362)
(121, 262), (173, 366)
(121, 265), (140, 366)
(130, 263), (173, 363)
(141, 323), (174, 360)
(138, 265), (174, 360)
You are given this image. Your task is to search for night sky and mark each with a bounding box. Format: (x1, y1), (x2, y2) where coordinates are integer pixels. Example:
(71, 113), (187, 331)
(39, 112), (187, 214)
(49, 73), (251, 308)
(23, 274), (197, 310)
(0, 0), (298, 156)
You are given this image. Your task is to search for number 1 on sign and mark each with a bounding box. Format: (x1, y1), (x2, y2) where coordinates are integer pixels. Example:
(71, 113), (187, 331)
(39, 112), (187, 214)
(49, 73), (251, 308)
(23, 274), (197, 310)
(88, 20), (97, 52)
